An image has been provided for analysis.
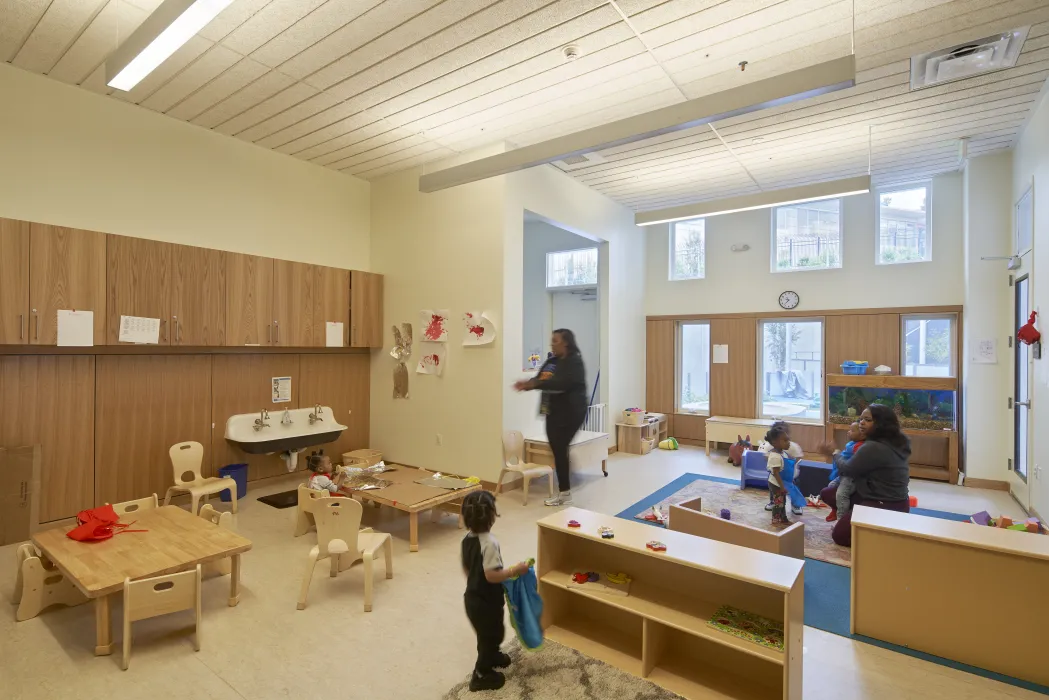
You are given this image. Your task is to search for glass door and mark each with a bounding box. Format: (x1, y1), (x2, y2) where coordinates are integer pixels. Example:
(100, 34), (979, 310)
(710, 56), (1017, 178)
(1012, 275), (1031, 507)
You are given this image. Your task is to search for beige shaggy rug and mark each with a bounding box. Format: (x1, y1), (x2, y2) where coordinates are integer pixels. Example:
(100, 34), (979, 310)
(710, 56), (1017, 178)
(443, 639), (684, 699)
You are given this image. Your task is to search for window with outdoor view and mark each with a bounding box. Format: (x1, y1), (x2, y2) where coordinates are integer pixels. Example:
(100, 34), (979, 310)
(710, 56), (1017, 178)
(546, 247), (598, 288)
(772, 199), (841, 272)
(759, 319), (823, 421)
(902, 315), (954, 376)
(670, 219), (705, 280)
(677, 322), (710, 415)
(878, 184), (930, 264)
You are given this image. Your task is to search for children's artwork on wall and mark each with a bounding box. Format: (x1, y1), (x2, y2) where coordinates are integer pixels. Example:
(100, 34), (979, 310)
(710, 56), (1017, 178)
(393, 363), (409, 399)
(391, 323), (413, 360)
(420, 310), (450, 342)
(462, 311), (496, 346)
(416, 342), (446, 376)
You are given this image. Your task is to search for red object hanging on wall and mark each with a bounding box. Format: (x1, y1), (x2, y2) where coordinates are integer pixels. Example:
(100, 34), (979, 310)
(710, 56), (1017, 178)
(1018, 311), (1041, 346)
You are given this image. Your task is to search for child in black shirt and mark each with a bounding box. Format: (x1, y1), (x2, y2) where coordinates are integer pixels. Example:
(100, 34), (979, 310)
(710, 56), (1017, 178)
(461, 491), (528, 692)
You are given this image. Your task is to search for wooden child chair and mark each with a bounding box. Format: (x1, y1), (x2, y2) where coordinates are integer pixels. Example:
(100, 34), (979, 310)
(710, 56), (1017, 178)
(122, 565), (202, 670)
(198, 504), (233, 577)
(294, 484), (330, 537)
(297, 498), (393, 612)
(110, 493), (159, 518)
(495, 430), (554, 505)
(164, 441), (237, 514)
(13, 543), (87, 621)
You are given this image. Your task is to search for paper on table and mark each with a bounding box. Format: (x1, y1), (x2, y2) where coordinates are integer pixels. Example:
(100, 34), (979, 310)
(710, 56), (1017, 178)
(713, 344), (729, 363)
(57, 310), (94, 347)
(325, 321), (344, 347)
(118, 315), (160, 344)
(272, 376), (292, 403)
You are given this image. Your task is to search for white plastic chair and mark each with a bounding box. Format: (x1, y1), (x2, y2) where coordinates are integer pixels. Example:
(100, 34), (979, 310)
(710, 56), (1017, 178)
(14, 543), (87, 621)
(198, 504), (233, 578)
(122, 565), (201, 670)
(164, 442), (237, 514)
(294, 484), (330, 537)
(297, 498), (393, 612)
(110, 493), (159, 518)
(495, 430), (554, 505)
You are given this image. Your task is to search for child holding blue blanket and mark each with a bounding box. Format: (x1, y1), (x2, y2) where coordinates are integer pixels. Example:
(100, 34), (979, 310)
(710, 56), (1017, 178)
(765, 427), (805, 524)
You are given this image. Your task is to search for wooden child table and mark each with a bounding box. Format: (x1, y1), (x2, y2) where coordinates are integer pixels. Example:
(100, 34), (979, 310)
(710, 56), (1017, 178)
(31, 505), (251, 657)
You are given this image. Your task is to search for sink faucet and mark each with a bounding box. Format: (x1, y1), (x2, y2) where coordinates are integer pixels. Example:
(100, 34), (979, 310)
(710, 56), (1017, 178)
(253, 409), (270, 432)
(309, 404), (324, 425)
(281, 408), (293, 425)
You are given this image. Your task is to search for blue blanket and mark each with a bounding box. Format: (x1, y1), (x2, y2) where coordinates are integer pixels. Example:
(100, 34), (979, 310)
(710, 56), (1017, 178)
(503, 567), (544, 650)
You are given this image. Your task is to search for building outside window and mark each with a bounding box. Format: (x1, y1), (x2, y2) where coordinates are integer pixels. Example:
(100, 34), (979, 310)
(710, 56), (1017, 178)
(546, 247), (598, 288)
(772, 199), (842, 272)
(902, 314), (955, 376)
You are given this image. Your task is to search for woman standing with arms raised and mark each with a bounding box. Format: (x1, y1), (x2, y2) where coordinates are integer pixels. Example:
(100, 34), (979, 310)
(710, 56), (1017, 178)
(514, 329), (588, 506)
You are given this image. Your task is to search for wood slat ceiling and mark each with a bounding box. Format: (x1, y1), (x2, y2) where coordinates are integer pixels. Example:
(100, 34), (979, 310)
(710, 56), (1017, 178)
(2, 0), (1047, 211)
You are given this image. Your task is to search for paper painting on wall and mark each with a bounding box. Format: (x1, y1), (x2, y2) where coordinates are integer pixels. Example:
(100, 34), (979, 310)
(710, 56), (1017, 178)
(393, 363), (409, 399)
(391, 323), (413, 360)
(462, 312), (496, 346)
(421, 310), (451, 342)
(416, 342), (446, 376)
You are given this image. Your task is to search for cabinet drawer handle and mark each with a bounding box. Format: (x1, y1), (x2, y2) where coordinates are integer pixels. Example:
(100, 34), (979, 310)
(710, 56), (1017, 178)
(268, 324), (272, 344)
(173, 315), (180, 344)
(275, 321), (280, 344)
(33, 309), (39, 340)
(19, 313), (24, 340)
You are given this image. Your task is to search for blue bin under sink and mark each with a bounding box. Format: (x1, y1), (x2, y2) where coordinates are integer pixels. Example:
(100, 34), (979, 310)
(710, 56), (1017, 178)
(219, 463), (248, 501)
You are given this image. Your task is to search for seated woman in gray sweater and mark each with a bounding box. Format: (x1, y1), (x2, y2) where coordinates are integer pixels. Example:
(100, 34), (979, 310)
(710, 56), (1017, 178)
(818, 404), (911, 547)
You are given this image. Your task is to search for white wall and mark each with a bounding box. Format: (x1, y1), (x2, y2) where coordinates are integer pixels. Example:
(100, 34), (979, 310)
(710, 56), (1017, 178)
(1014, 88), (1049, 512)
(552, 291), (600, 386)
(0, 63), (370, 269)
(505, 165), (646, 439)
(644, 173), (964, 316)
(962, 152), (1016, 484)
(522, 220), (596, 369)
(368, 155), (506, 479)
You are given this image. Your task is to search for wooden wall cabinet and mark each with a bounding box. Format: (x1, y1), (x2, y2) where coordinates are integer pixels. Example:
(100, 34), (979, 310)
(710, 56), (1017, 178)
(273, 260), (314, 347)
(225, 252), (273, 346)
(29, 224), (106, 345)
(350, 270), (383, 348)
(107, 235), (173, 344)
(172, 245), (226, 346)
(313, 266), (350, 347)
(0, 219), (30, 344)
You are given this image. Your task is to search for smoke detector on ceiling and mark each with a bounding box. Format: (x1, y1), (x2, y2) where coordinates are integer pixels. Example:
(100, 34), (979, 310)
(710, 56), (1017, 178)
(552, 151), (605, 171)
(562, 45), (581, 61)
(910, 27), (1029, 90)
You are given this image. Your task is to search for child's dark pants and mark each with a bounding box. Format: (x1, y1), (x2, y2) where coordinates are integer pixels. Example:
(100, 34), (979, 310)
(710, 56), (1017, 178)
(465, 596), (505, 675)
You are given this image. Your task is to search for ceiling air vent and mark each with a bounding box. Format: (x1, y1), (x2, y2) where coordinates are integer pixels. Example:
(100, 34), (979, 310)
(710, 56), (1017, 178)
(552, 151), (605, 171)
(911, 27), (1029, 90)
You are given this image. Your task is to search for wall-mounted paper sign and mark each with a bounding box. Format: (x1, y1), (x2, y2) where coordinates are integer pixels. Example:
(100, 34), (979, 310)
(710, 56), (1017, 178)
(272, 376), (292, 403)
(118, 315), (160, 344)
(57, 310), (94, 347)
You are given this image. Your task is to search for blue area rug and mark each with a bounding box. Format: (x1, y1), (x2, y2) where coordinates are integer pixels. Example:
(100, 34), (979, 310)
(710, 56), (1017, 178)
(617, 472), (1049, 696)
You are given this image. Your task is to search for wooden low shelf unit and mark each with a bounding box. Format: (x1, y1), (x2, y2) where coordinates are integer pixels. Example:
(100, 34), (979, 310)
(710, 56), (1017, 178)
(537, 508), (803, 699)
(826, 422), (958, 484)
(825, 374), (957, 391)
(616, 413), (667, 455)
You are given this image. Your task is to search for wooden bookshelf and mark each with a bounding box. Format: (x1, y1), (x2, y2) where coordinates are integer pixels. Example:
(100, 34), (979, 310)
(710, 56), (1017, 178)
(826, 374), (957, 391)
(537, 508), (803, 699)
(826, 422), (959, 484)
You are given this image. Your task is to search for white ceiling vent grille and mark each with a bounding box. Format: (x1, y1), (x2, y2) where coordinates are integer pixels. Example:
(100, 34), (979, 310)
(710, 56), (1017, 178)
(911, 27), (1029, 90)
(552, 151), (605, 171)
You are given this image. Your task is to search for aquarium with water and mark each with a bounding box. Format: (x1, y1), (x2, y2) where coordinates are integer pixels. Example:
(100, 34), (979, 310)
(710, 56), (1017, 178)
(827, 385), (956, 431)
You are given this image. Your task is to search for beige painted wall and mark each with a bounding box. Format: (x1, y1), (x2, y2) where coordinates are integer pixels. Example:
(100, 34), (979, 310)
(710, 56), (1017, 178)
(0, 63), (370, 269)
(368, 157), (506, 479)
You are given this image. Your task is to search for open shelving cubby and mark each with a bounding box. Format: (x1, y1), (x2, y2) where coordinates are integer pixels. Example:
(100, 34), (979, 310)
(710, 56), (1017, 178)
(537, 508), (804, 699)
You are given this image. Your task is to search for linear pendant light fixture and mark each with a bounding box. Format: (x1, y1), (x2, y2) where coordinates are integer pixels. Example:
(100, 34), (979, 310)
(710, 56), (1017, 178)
(633, 175), (871, 226)
(106, 0), (234, 91)
(419, 55), (855, 193)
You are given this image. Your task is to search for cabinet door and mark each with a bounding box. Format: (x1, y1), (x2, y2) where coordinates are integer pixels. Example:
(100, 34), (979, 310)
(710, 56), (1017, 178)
(0, 356), (95, 522)
(172, 245), (225, 346)
(225, 253), (273, 346)
(350, 270), (383, 348)
(273, 260), (313, 347)
(29, 224), (107, 345)
(0, 219), (30, 344)
(107, 235), (173, 345)
(313, 266), (350, 347)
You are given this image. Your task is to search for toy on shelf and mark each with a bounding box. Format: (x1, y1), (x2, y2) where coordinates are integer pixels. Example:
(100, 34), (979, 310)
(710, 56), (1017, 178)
(598, 526), (614, 539)
(567, 519), (581, 528)
(623, 407), (646, 426)
(720, 509), (731, 520)
(568, 570), (632, 596)
(969, 511), (1044, 534)
(646, 540), (667, 552)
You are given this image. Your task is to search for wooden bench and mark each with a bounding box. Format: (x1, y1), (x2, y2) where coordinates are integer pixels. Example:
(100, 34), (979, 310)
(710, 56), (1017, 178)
(669, 498), (805, 560)
(704, 416), (773, 456)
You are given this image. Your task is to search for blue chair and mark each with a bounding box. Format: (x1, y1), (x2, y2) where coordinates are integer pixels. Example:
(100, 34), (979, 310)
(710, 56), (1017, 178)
(740, 450), (769, 490)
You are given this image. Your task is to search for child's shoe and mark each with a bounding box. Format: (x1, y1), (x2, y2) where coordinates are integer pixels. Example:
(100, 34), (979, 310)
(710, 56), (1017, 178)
(764, 502), (774, 511)
(494, 652), (512, 669)
(469, 670), (505, 692)
(791, 506), (804, 515)
(825, 509), (838, 522)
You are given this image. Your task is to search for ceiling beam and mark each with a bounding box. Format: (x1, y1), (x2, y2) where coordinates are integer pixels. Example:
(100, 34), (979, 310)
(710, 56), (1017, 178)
(635, 175), (872, 226)
(418, 55), (856, 193)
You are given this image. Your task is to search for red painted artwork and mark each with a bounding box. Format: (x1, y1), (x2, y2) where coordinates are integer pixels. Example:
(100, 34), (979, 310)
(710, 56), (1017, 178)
(421, 309), (450, 341)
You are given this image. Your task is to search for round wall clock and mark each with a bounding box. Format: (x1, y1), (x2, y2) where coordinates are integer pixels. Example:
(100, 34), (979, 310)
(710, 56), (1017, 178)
(778, 291), (800, 310)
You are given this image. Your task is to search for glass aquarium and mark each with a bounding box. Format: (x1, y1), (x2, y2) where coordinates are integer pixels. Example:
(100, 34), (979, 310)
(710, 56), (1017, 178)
(827, 384), (956, 431)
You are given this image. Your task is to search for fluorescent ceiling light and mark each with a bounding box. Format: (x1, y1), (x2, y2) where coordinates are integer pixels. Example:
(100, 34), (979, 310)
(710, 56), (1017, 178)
(634, 175), (872, 226)
(419, 55), (856, 192)
(106, 0), (234, 91)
